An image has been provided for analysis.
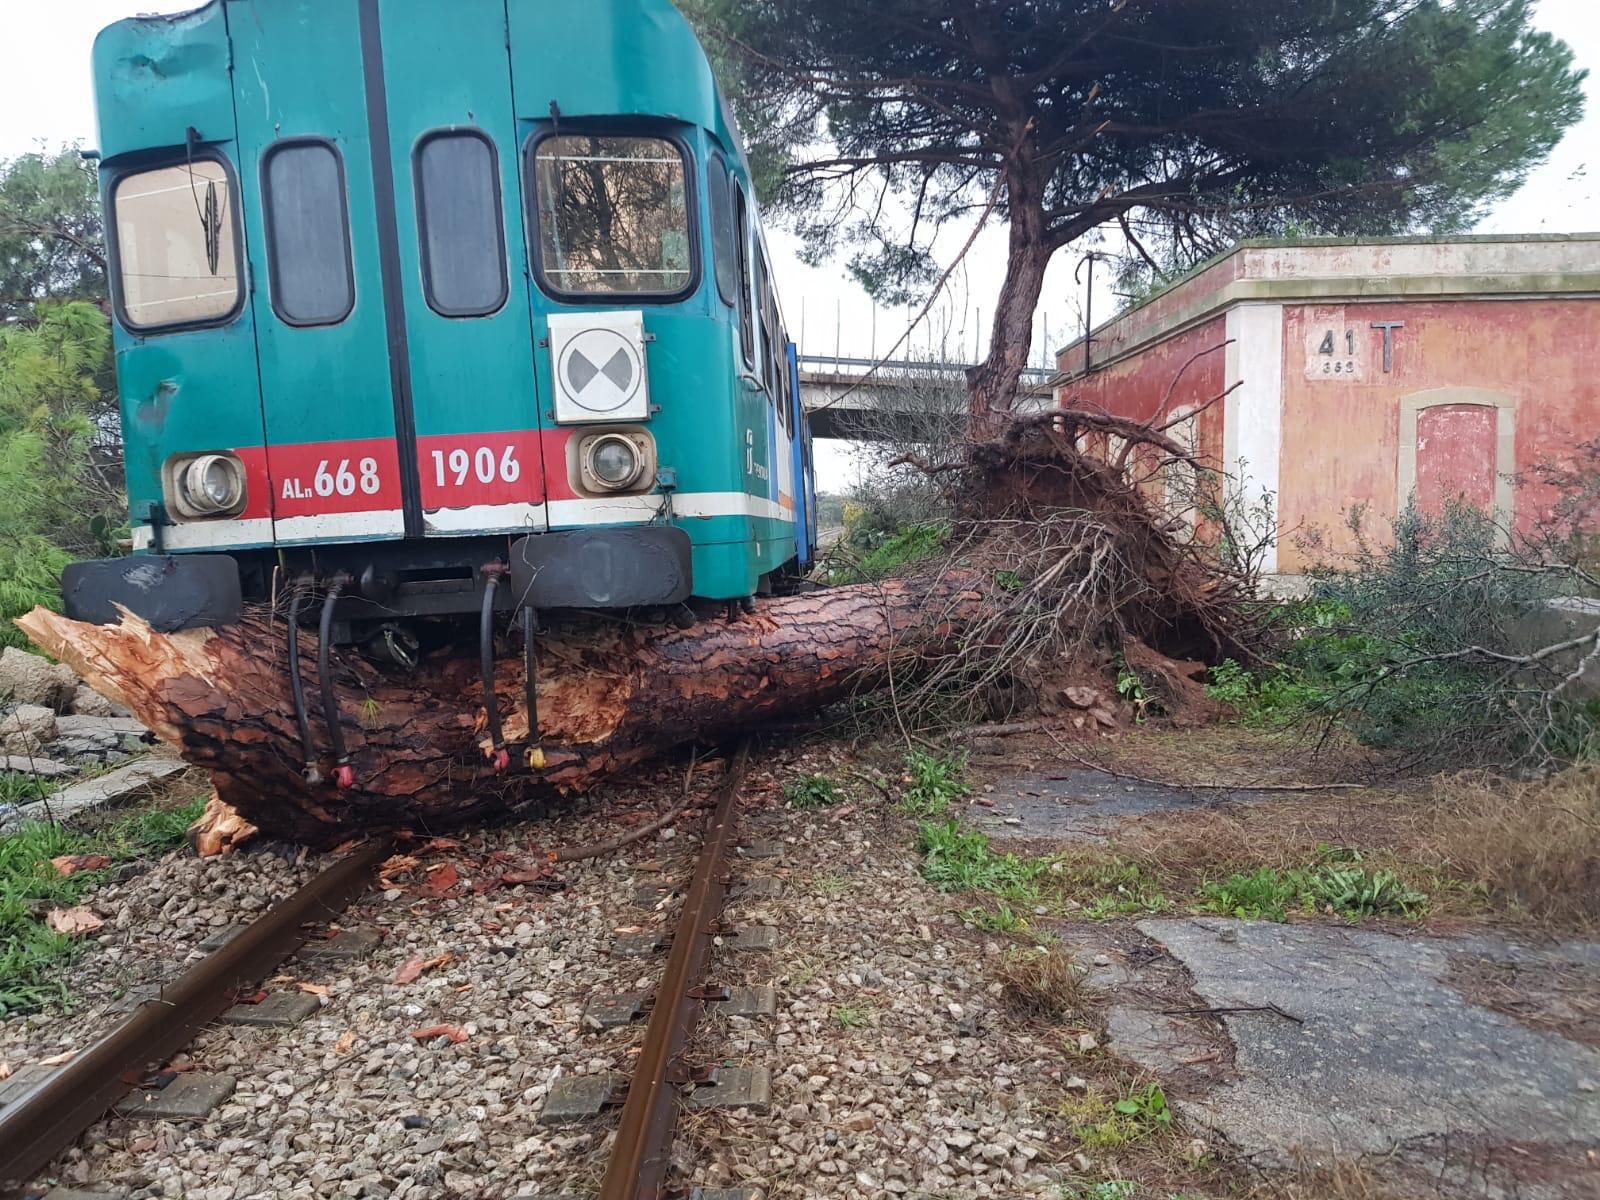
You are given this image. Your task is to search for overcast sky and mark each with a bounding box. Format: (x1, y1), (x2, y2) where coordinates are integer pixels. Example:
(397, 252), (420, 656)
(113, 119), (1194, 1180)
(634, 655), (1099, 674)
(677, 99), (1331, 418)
(2, 1), (1594, 491)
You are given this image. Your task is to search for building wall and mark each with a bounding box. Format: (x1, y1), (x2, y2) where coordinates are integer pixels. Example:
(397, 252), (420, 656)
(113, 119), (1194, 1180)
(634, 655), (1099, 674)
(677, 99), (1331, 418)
(1056, 237), (1600, 577)
(1276, 298), (1598, 572)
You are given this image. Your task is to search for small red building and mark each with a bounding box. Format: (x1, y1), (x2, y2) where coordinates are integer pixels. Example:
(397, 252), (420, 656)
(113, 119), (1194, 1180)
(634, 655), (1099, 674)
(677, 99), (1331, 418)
(1055, 235), (1600, 576)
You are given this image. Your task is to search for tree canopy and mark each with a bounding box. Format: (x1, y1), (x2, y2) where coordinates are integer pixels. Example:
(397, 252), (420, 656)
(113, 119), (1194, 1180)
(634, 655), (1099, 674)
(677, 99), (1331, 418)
(0, 146), (105, 324)
(687, 0), (1586, 417)
(0, 148), (118, 645)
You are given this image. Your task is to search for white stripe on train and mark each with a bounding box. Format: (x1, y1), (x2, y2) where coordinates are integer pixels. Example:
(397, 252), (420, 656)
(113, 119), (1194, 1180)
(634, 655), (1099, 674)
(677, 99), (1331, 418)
(129, 492), (795, 551)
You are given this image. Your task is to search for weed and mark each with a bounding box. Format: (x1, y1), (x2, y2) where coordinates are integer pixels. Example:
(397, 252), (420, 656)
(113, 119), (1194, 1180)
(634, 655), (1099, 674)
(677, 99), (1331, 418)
(0, 773), (59, 808)
(1200, 862), (1427, 922)
(993, 943), (1095, 1021)
(785, 774), (843, 809)
(916, 820), (1044, 904)
(109, 795), (208, 855)
(1199, 867), (1303, 922)
(0, 821), (113, 1015)
(962, 903), (1029, 934)
(898, 749), (970, 818)
(832, 1004), (872, 1029)
(1065, 1083), (1173, 1150)
(811, 872), (848, 898)
(359, 698), (384, 730)
(1059, 1184), (1137, 1200)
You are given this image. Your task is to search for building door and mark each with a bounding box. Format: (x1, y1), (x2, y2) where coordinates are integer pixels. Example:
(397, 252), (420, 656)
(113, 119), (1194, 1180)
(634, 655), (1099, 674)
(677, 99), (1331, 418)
(1415, 404), (1497, 516)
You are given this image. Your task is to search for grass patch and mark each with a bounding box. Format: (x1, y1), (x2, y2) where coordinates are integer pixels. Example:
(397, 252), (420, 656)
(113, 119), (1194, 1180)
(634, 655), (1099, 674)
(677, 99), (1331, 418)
(962, 903), (1030, 934)
(784, 774), (843, 809)
(0, 788), (207, 1015)
(898, 748), (969, 818)
(1062, 1083), (1173, 1151)
(832, 1004), (873, 1030)
(0, 821), (115, 1015)
(916, 820), (1045, 904)
(831, 522), (948, 584)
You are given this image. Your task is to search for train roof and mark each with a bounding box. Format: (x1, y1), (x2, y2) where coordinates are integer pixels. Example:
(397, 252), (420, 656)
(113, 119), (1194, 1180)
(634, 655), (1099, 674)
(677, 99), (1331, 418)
(92, 0), (746, 166)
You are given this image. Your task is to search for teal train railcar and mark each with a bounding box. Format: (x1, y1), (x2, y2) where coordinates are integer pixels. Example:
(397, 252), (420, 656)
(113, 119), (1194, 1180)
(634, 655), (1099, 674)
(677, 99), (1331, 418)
(68, 0), (816, 781)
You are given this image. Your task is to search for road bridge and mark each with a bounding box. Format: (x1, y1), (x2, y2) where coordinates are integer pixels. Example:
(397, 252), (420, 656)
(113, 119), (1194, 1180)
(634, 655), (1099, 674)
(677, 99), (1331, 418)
(798, 355), (1055, 440)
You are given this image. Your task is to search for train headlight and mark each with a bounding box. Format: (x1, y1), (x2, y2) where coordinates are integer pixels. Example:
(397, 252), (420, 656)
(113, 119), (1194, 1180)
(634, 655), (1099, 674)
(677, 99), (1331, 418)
(586, 434), (644, 491)
(175, 454), (246, 517)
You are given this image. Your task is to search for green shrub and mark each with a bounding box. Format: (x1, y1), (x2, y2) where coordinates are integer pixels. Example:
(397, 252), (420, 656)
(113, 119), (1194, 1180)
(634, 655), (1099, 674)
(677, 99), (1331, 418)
(832, 522), (948, 584)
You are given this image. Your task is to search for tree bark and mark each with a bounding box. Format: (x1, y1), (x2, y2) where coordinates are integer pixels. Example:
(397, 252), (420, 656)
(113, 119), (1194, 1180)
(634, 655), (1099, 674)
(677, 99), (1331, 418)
(967, 167), (1052, 437)
(15, 576), (984, 846)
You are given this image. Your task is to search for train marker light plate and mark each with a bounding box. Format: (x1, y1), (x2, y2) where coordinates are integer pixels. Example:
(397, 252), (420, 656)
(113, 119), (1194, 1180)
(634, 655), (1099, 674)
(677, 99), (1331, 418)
(549, 310), (650, 423)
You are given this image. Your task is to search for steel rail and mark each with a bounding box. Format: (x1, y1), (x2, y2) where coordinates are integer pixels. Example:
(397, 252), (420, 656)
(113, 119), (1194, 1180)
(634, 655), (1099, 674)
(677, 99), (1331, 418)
(598, 740), (751, 1200)
(0, 835), (393, 1197)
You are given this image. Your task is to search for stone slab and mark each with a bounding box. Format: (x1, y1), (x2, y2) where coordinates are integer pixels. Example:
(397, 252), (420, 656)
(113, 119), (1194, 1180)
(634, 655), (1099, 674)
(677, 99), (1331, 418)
(45, 1189), (126, 1200)
(715, 985), (777, 1018)
(1123, 918), (1600, 1180)
(583, 992), (647, 1028)
(55, 716), (150, 739)
(0, 755), (76, 778)
(296, 927), (380, 962)
(686, 1065), (771, 1111)
(729, 877), (783, 901)
(611, 932), (669, 957)
(2, 759), (185, 828)
(724, 925), (779, 953)
(969, 768), (1281, 843)
(113, 1072), (235, 1120)
(632, 884), (677, 907)
(220, 990), (321, 1027)
(538, 1074), (620, 1125)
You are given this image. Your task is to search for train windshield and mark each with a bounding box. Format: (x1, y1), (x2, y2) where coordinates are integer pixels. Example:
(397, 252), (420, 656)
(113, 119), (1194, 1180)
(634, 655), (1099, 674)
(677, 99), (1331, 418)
(111, 160), (240, 330)
(533, 135), (692, 297)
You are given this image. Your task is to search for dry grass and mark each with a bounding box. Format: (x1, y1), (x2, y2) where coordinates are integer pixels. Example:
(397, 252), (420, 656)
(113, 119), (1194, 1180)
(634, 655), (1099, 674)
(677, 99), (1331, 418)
(992, 942), (1099, 1021)
(1247, 1159), (1418, 1200)
(1422, 765), (1600, 927)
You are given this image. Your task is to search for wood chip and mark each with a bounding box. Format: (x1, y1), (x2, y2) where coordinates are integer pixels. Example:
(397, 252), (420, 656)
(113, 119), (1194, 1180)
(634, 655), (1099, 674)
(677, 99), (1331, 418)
(46, 906), (104, 936)
(297, 982), (330, 997)
(410, 1024), (468, 1044)
(333, 1031), (356, 1054)
(40, 1050), (76, 1066)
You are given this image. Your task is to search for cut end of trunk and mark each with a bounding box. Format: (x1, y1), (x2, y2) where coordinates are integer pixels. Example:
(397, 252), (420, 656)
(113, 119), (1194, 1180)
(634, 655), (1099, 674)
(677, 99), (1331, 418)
(188, 792), (259, 857)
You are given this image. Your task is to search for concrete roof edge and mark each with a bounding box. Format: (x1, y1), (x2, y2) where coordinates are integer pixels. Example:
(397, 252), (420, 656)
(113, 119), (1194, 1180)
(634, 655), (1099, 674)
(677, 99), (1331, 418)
(1051, 232), (1600, 363)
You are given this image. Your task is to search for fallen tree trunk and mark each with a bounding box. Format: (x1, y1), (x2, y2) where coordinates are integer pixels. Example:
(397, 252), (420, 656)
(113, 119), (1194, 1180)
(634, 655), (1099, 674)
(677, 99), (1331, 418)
(16, 577), (985, 845)
(16, 426), (1267, 847)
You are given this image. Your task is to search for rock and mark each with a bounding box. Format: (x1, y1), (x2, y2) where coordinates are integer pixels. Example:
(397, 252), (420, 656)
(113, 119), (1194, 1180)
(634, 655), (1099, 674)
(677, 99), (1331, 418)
(1062, 686), (1101, 709)
(1075, 1032), (1099, 1052)
(0, 647), (78, 711)
(1, 704), (59, 755)
(69, 684), (118, 717)
(0, 755), (76, 778)
(0, 758), (186, 830)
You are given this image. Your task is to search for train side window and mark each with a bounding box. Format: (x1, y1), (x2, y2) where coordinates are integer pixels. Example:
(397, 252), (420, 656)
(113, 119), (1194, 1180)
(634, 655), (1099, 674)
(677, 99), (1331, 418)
(532, 134), (693, 298)
(261, 140), (355, 327)
(110, 159), (242, 332)
(415, 130), (509, 318)
(734, 185), (755, 368)
(707, 155), (737, 307)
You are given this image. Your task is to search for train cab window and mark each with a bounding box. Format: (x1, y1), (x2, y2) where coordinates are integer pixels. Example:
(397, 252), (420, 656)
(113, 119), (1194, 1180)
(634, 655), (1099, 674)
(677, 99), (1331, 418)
(533, 135), (692, 297)
(707, 154), (738, 306)
(262, 140), (355, 327)
(415, 131), (509, 318)
(734, 185), (755, 368)
(111, 160), (241, 331)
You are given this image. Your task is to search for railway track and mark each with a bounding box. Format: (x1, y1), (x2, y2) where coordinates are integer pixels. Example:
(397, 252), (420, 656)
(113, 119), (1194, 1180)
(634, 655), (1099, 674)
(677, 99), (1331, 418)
(0, 742), (773, 1200)
(0, 836), (394, 1199)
